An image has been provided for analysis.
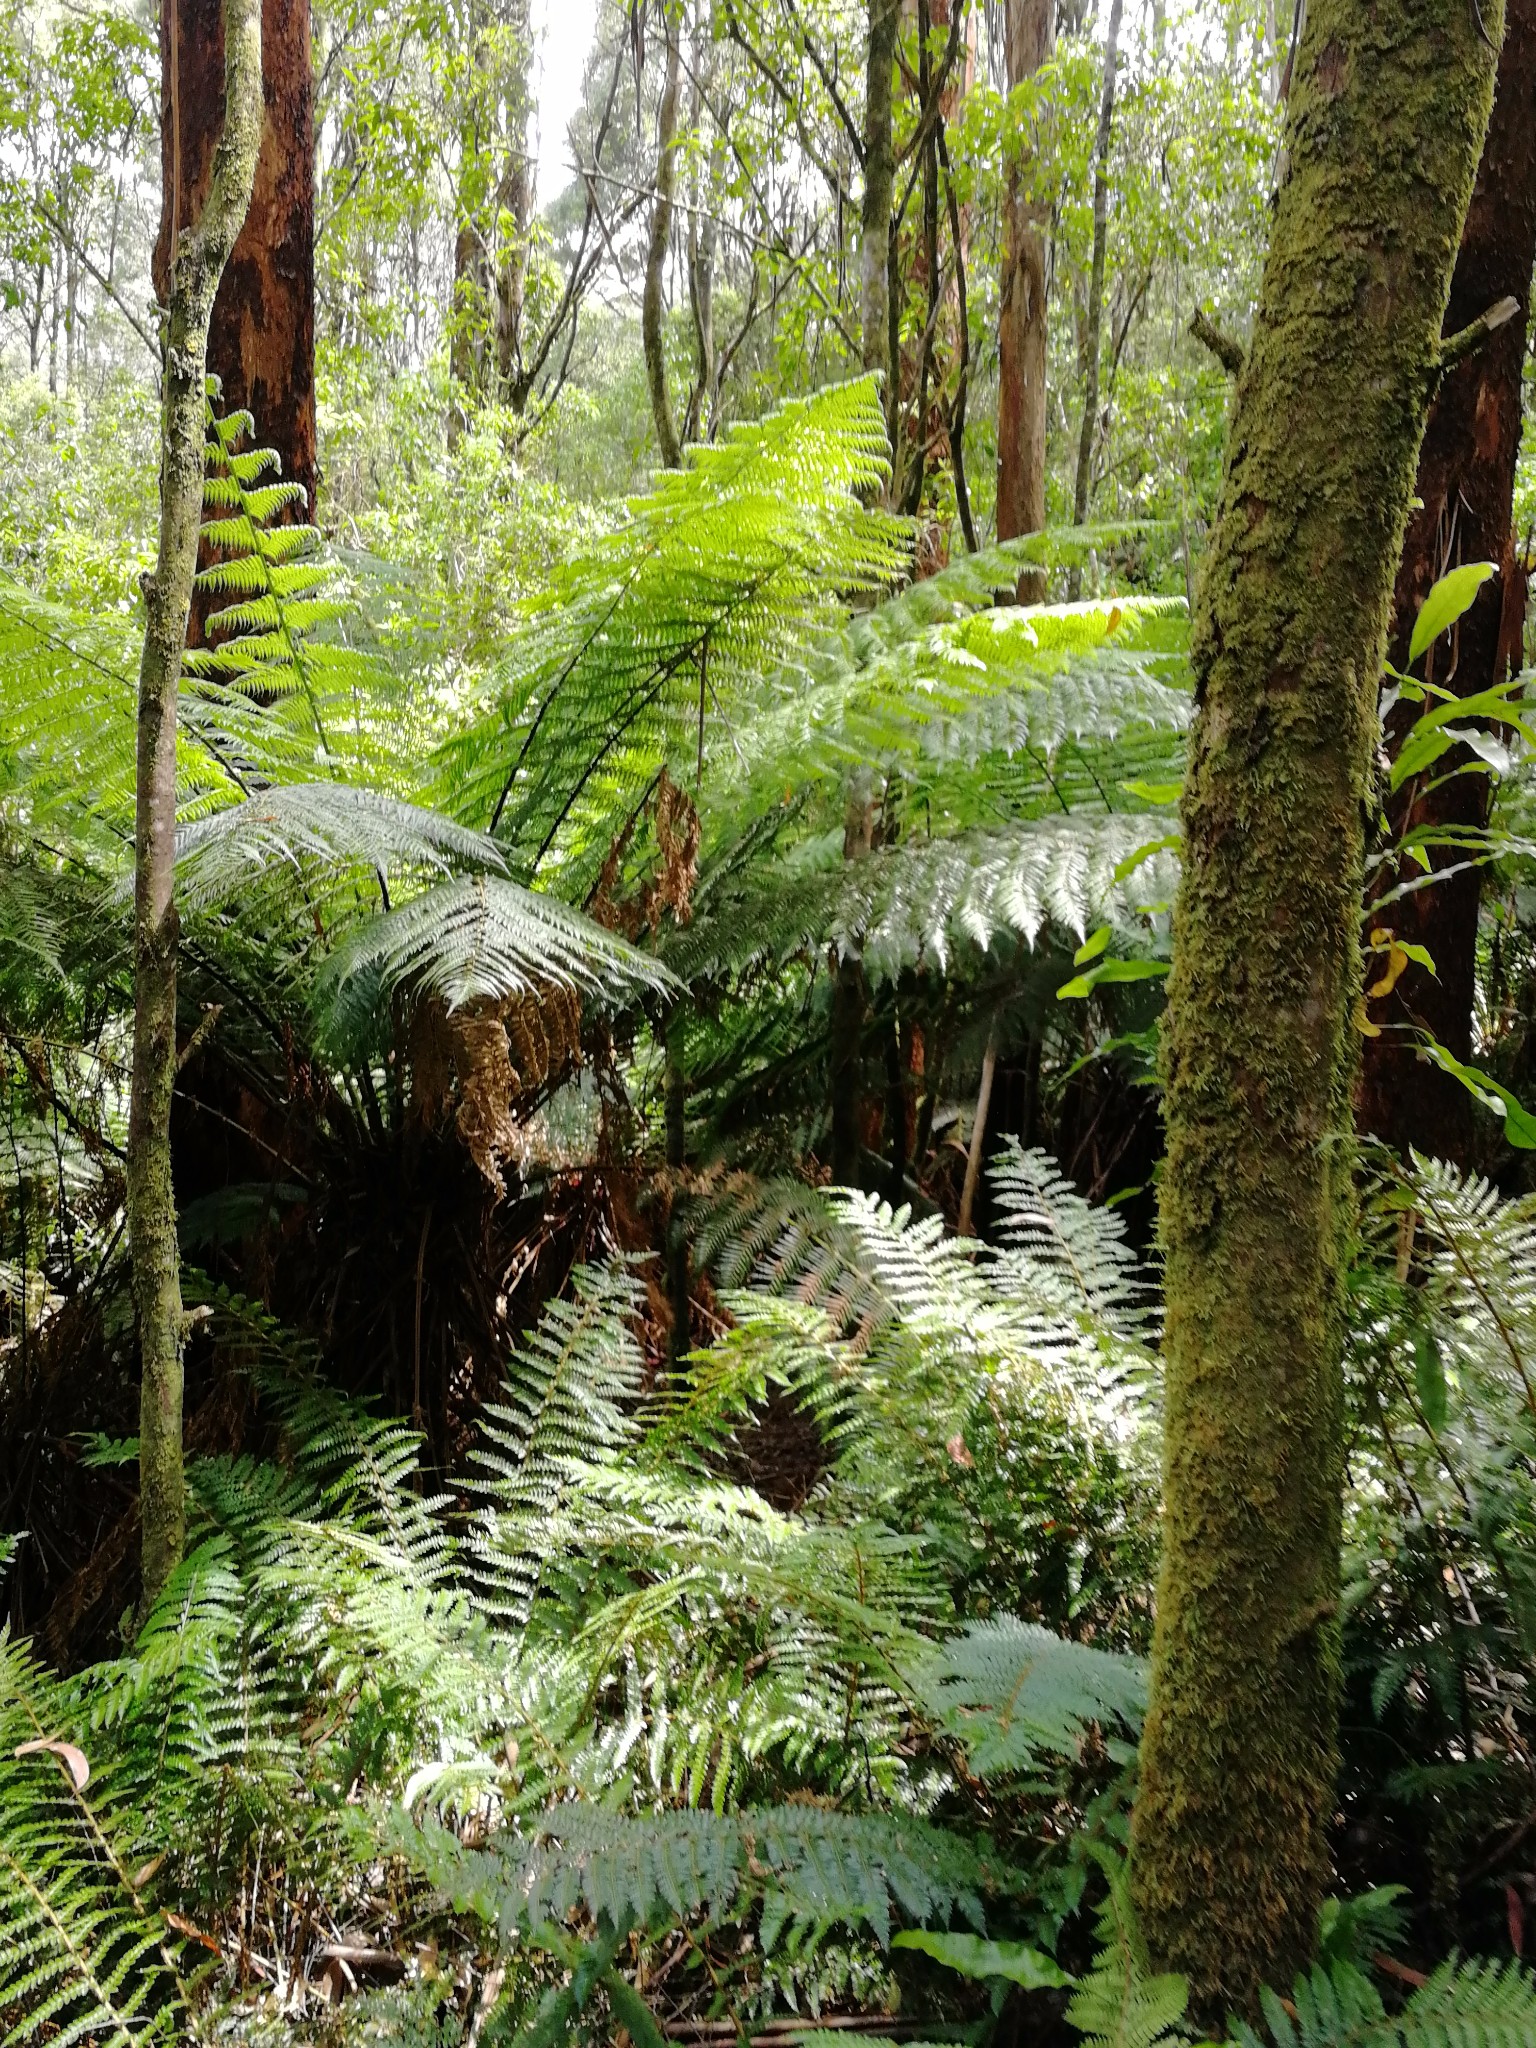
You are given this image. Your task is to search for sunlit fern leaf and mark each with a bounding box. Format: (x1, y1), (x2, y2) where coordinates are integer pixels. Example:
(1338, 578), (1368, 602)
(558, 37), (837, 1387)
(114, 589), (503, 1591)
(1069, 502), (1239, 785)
(636, 1294), (860, 1475)
(0, 570), (232, 851)
(707, 595), (1190, 845)
(988, 1140), (1158, 1341)
(1229, 1954), (1536, 2048)
(434, 377), (909, 878)
(912, 1618), (1146, 1778)
(470, 1263), (646, 1625)
(183, 406), (388, 783)
(0, 1631), (189, 2046)
(662, 813), (1177, 989)
(314, 871), (673, 1046)
(384, 1800), (1001, 1952)
(174, 783), (503, 916)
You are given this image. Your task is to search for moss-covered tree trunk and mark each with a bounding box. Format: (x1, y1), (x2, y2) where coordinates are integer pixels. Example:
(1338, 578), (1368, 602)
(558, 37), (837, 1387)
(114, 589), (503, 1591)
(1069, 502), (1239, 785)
(131, 0), (262, 1616)
(1357, 0), (1536, 1163)
(1129, 0), (1501, 2016)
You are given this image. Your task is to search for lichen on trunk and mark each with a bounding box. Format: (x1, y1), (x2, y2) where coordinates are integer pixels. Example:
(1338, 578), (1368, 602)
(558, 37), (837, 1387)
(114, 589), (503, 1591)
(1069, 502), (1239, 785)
(130, 0), (263, 1616)
(1129, 0), (1501, 2016)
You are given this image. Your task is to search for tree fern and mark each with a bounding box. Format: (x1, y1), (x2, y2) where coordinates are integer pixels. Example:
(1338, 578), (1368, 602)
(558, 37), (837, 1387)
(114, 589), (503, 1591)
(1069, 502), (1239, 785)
(434, 377), (910, 879)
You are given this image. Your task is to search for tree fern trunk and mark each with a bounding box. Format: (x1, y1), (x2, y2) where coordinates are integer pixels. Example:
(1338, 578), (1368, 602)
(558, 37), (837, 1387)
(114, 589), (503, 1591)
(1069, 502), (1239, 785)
(130, 0), (262, 1617)
(1129, 0), (1500, 2016)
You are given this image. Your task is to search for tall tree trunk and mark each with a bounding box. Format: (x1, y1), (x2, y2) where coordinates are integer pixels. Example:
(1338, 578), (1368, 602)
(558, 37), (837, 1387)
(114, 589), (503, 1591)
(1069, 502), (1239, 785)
(643, 1), (684, 470)
(155, 0), (315, 518)
(684, 4), (720, 444)
(995, 0), (1053, 597)
(133, 0), (263, 1617)
(861, 0), (899, 421)
(1128, 0), (1501, 2018)
(1357, 0), (1536, 1164)
(494, 0), (535, 406)
(1069, 0), (1122, 559)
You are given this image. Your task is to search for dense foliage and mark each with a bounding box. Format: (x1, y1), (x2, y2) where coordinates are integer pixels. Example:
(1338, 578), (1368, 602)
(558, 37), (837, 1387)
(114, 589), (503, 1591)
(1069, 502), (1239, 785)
(5, 0), (1536, 2038)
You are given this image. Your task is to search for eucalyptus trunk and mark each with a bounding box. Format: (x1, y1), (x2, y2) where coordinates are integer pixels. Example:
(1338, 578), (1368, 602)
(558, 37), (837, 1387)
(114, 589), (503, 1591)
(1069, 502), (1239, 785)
(643, 1), (684, 470)
(1358, 0), (1536, 1164)
(995, 0), (1053, 596)
(1068, 0), (1121, 548)
(155, 0), (315, 518)
(861, 0), (898, 412)
(1129, 0), (1501, 2017)
(131, 0), (263, 1614)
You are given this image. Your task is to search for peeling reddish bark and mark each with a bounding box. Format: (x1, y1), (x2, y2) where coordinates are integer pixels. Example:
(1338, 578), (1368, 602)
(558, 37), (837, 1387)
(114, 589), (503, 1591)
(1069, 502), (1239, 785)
(1358, 0), (1536, 1163)
(154, 0), (316, 521)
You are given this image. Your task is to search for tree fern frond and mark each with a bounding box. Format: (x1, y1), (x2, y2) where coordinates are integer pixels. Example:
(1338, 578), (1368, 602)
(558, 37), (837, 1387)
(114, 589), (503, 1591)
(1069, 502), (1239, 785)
(434, 377), (910, 877)
(384, 1800), (1001, 1951)
(315, 873), (672, 1043)
(662, 813), (1176, 988)
(174, 783), (503, 915)
(912, 1618), (1146, 1778)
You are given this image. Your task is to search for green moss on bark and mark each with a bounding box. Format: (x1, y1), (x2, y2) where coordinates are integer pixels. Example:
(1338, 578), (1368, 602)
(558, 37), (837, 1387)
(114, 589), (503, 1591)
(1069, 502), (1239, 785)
(1128, 0), (1501, 2018)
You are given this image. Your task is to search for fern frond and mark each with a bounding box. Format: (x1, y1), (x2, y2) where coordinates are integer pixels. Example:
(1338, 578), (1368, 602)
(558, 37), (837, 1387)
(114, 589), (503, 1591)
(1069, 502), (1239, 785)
(315, 872), (671, 1039)
(0, 1631), (189, 2046)
(1064, 1855), (1189, 2048)
(470, 1263), (646, 1625)
(989, 1141), (1158, 1341)
(1230, 1954), (1536, 2048)
(175, 783), (502, 915)
(385, 1800), (1002, 1951)
(912, 1618), (1147, 1778)
(434, 377), (910, 880)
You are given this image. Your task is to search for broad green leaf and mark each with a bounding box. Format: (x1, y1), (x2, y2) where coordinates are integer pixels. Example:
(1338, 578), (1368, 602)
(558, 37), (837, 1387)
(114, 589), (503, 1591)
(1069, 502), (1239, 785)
(1412, 1325), (1448, 1432)
(1074, 924), (1112, 966)
(1419, 1036), (1536, 1148)
(1409, 561), (1497, 663)
(1119, 779), (1181, 805)
(892, 1928), (1072, 1990)
(1058, 958), (1170, 1000)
